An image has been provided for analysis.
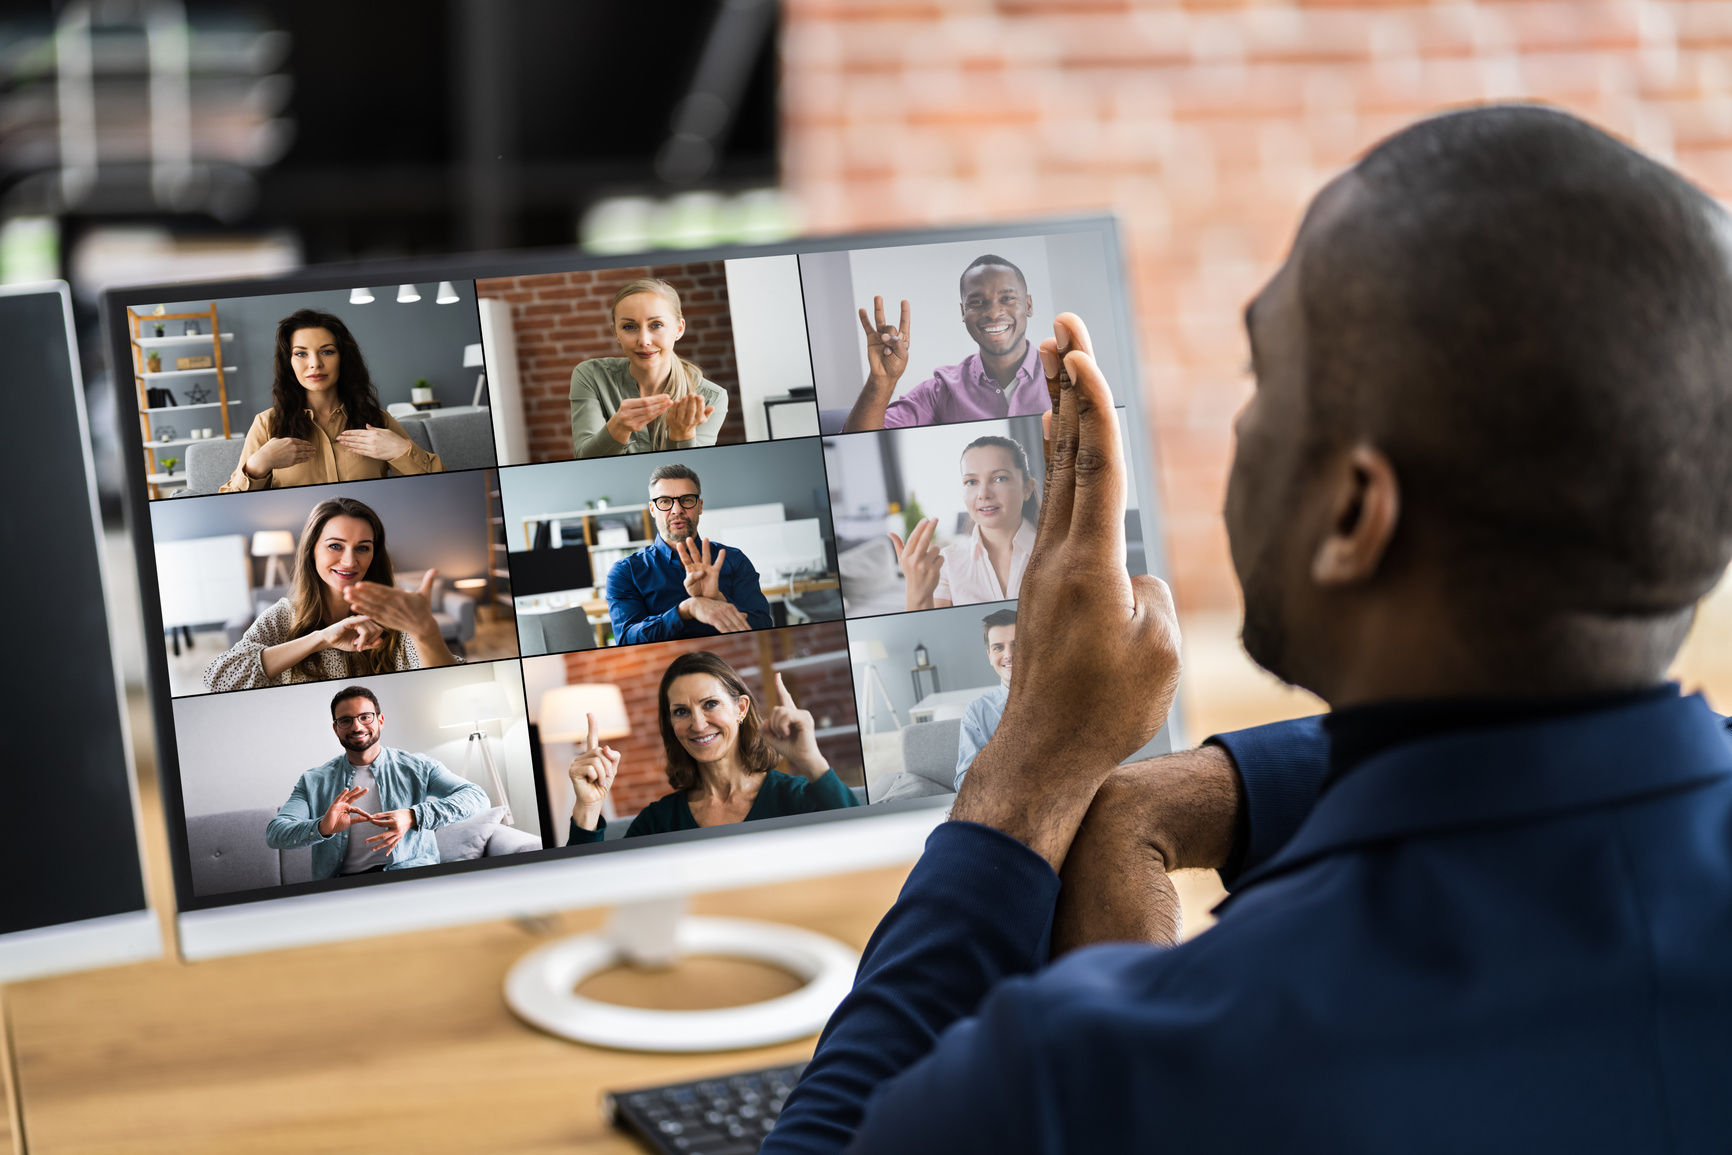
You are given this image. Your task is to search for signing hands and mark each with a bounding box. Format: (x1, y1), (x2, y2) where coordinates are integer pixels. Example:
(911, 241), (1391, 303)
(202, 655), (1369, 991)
(606, 394), (674, 443)
(343, 569), (440, 637)
(336, 423), (413, 462)
(675, 536), (726, 600)
(320, 614), (387, 654)
(764, 673), (827, 779)
(663, 394), (714, 442)
(360, 808), (416, 856)
(245, 435), (316, 479)
(859, 296), (912, 384)
(568, 711), (621, 832)
(317, 785), (374, 837)
(889, 518), (945, 611)
(950, 310), (1182, 872)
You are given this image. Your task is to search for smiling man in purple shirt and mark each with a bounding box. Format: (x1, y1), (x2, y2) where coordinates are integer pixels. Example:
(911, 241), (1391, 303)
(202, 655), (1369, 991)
(842, 254), (1051, 432)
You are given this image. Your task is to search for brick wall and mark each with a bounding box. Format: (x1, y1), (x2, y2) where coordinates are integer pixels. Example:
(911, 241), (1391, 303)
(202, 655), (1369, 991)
(477, 262), (747, 463)
(780, 0), (1732, 610)
(560, 621), (863, 817)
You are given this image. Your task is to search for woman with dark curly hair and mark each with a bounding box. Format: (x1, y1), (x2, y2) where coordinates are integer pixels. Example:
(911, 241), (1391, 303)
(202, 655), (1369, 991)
(221, 308), (443, 492)
(566, 650), (858, 843)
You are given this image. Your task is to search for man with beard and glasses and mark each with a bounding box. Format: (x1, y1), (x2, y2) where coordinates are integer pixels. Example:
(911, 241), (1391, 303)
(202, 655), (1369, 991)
(842, 255), (1051, 432)
(605, 462), (775, 645)
(265, 685), (488, 879)
(765, 107), (1732, 1154)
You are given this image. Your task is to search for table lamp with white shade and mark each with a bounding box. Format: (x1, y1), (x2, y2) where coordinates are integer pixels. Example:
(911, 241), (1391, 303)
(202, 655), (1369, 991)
(250, 529), (296, 588)
(464, 342), (487, 407)
(850, 638), (902, 737)
(439, 681), (519, 825)
(538, 683), (631, 744)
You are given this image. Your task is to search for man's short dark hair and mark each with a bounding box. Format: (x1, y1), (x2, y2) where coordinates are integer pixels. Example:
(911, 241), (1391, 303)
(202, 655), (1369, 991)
(960, 254), (1027, 298)
(330, 685), (380, 719)
(1301, 106), (1732, 619)
(981, 607), (1017, 645)
(648, 463), (701, 495)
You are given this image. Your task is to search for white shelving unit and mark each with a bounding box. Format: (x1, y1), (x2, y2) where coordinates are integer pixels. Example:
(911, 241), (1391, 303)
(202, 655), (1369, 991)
(130, 306), (238, 500)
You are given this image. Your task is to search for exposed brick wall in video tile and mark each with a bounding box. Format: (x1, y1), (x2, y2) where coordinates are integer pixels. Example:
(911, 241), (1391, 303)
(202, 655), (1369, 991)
(560, 622), (863, 819)
(781, 0), (1732, 610)
(478, 262), (746, 464)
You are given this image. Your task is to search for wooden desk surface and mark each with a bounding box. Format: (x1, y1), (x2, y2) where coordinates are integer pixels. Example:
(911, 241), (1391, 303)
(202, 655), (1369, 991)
(0, 703), (915, 1155)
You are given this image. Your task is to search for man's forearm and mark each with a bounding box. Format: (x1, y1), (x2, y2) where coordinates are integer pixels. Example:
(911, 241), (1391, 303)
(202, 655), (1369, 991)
(841, 376), (896, 432)
(1051, 745), (1242, 955)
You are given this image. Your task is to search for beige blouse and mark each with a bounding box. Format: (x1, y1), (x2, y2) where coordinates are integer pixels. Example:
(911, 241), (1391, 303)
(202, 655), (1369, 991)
(219, 406), (442, 493)
(202, 598), (424, 692)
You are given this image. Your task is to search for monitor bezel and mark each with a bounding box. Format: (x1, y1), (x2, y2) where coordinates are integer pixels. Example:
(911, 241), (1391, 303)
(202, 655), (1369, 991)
(100, 216), (1181, 952)
(0, 280), (161, 982)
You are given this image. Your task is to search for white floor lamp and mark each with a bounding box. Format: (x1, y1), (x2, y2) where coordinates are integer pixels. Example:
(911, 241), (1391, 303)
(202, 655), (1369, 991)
(851, 639), (903, 737)
(439, 681), (517, 825)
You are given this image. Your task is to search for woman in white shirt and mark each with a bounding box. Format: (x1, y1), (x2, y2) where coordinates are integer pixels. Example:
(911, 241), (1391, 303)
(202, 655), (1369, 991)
(892, 434), (1040, 611)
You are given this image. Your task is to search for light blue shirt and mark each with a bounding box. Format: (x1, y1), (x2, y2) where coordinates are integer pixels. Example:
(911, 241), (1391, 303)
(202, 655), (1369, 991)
(952, 683), (1009, 791)
(265, 746), (488, 880)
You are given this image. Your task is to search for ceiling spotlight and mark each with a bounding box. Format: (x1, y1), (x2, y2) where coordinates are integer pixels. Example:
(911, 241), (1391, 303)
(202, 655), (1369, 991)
(397, 284), (421, 303)
(435, 281), (459, 304)
(349, 287), (374, 304)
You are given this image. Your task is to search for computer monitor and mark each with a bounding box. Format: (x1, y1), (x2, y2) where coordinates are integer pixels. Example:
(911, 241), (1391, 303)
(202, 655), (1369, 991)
(102, 219), (1175, 1047)
(0, 282), (160, 983)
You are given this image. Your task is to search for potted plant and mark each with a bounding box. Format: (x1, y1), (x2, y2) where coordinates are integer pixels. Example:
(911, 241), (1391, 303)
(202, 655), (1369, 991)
(146, 350), (162, 373)
(161, 456), (179, 476)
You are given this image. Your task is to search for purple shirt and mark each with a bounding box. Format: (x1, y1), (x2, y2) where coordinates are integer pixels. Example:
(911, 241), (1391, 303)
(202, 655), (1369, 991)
(883, 340), (1049, 429)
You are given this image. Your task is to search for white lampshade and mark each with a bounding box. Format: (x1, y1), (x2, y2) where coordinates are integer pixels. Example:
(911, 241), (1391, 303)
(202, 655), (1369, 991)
(436, 281), (460, 304)
(349, 286), (374, 304)
(539, 684), (631, 743)
(250, 529), (295, 558)
(439, 681), (512, 728)
(850, 639), (887, 664)
(462, 342), (484, 368)
(396, 283), (421, 303)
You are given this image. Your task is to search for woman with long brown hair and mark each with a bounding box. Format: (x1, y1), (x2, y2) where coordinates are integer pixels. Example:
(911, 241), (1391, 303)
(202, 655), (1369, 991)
(202, 496), (459, 692)
(566, 650), (858, 842)
(221, 308), (443, 492)
(568, 278), (730, 458)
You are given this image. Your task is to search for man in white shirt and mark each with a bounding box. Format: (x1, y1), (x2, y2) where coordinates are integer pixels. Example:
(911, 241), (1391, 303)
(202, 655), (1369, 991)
(952, 608), (1016, 791)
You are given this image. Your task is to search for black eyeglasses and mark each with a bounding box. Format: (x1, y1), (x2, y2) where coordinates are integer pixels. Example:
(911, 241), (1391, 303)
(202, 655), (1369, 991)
(651, 495), (701, 511)
(333, 712), (379, 728)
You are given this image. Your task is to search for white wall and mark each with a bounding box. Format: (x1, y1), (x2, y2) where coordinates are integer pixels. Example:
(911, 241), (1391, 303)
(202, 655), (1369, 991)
(724, 255), (817, 442)
(173, 659), (541, 838)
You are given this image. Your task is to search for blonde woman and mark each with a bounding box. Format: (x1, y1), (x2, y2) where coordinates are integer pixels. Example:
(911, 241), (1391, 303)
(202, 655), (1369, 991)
(202, 496), (460, 692)
(569, 277), (730, 458)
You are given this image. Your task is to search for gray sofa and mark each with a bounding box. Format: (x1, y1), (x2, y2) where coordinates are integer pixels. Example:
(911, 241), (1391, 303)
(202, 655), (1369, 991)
(186, 804), (542, 897)
(871, 718), (962, 801)
(183, 436), (248, 495)
(396, 409), (497, 471)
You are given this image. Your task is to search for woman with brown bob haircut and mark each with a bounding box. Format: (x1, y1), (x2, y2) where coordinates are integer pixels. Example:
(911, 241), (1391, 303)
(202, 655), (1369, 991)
(202, 496), (460, 692)
(567, 650), (858, 842)
(221, 308), (443, 492)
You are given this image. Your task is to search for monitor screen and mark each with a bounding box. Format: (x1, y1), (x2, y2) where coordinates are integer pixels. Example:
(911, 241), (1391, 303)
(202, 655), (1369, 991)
(103, 219), (1173, 959)
(0, 283), (159, 982)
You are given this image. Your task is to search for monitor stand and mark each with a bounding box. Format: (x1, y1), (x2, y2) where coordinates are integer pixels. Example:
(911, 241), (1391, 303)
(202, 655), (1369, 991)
(504, 897), (859, 1052)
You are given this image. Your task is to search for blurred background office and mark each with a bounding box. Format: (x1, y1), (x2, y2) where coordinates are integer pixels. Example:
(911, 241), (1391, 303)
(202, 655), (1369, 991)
(4, 0), (1727, 729)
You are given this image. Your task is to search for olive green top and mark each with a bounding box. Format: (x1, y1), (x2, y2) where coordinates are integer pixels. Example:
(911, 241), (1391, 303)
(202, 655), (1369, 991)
(568, 357), (729, 459)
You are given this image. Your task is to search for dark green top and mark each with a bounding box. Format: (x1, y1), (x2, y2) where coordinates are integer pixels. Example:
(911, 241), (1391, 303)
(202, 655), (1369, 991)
(569, 767), (860, 845)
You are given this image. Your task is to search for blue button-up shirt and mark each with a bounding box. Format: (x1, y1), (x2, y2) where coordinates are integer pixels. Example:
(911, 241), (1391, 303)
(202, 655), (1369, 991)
(605, 535), (775, 646)
(952, 683), (1008, 792)
(767, 690), (1732, 1154)
(265, 746), (488, 880)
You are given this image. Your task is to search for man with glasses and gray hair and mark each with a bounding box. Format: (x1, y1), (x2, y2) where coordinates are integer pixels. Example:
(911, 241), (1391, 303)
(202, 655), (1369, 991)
(605, 462), (775, 646)
(265, 684), (488, 879)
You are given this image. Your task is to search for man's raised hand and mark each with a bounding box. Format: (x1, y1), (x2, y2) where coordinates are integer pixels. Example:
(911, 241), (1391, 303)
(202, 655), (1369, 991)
(890, 518), (945, 610)
(362, 808), (415, 856)
(764, 672), (826, 778)
(858, 296), (912, 384)
(951, 319), (1181, 872)
(568, 711), (621, 832)
(675, 536), (726, 601)
(317, 785), (373, 837)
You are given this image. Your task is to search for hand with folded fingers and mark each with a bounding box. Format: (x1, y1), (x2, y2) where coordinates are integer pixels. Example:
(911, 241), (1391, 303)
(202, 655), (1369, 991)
(568, 712), (621, 833)
(317, 785), (374, 837)
(952, 310), (1182, 872)
(664, 394), (715, 442)
(606, 394), (676, 444)
(859, 295), (912, 385)
(889, 518), (945, 611)
(763, 672), (827, 778)
(362, 808), (416, 856)
(343, 569), (440, 637)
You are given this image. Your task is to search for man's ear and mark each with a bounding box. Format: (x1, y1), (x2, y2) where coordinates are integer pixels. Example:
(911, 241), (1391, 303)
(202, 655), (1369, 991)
(1311, 444), (1400, 586)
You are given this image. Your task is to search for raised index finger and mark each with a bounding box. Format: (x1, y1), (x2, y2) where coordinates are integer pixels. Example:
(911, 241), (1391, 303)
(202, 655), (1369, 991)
(775, 671), (796, 710)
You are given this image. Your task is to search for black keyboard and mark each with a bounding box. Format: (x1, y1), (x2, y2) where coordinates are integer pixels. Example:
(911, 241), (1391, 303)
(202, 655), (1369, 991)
(606, 1062), (806, 1155)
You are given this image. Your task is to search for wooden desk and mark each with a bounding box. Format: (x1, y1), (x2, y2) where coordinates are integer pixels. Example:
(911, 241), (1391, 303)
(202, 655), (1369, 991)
(0, 701), (914, 1155)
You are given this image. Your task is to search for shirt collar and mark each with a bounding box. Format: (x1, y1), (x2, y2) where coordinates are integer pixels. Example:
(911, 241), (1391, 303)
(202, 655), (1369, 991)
(1228, 688), (1731, 898)
(965, 519), (1037, 556)
(963, 340), (1041, 393)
